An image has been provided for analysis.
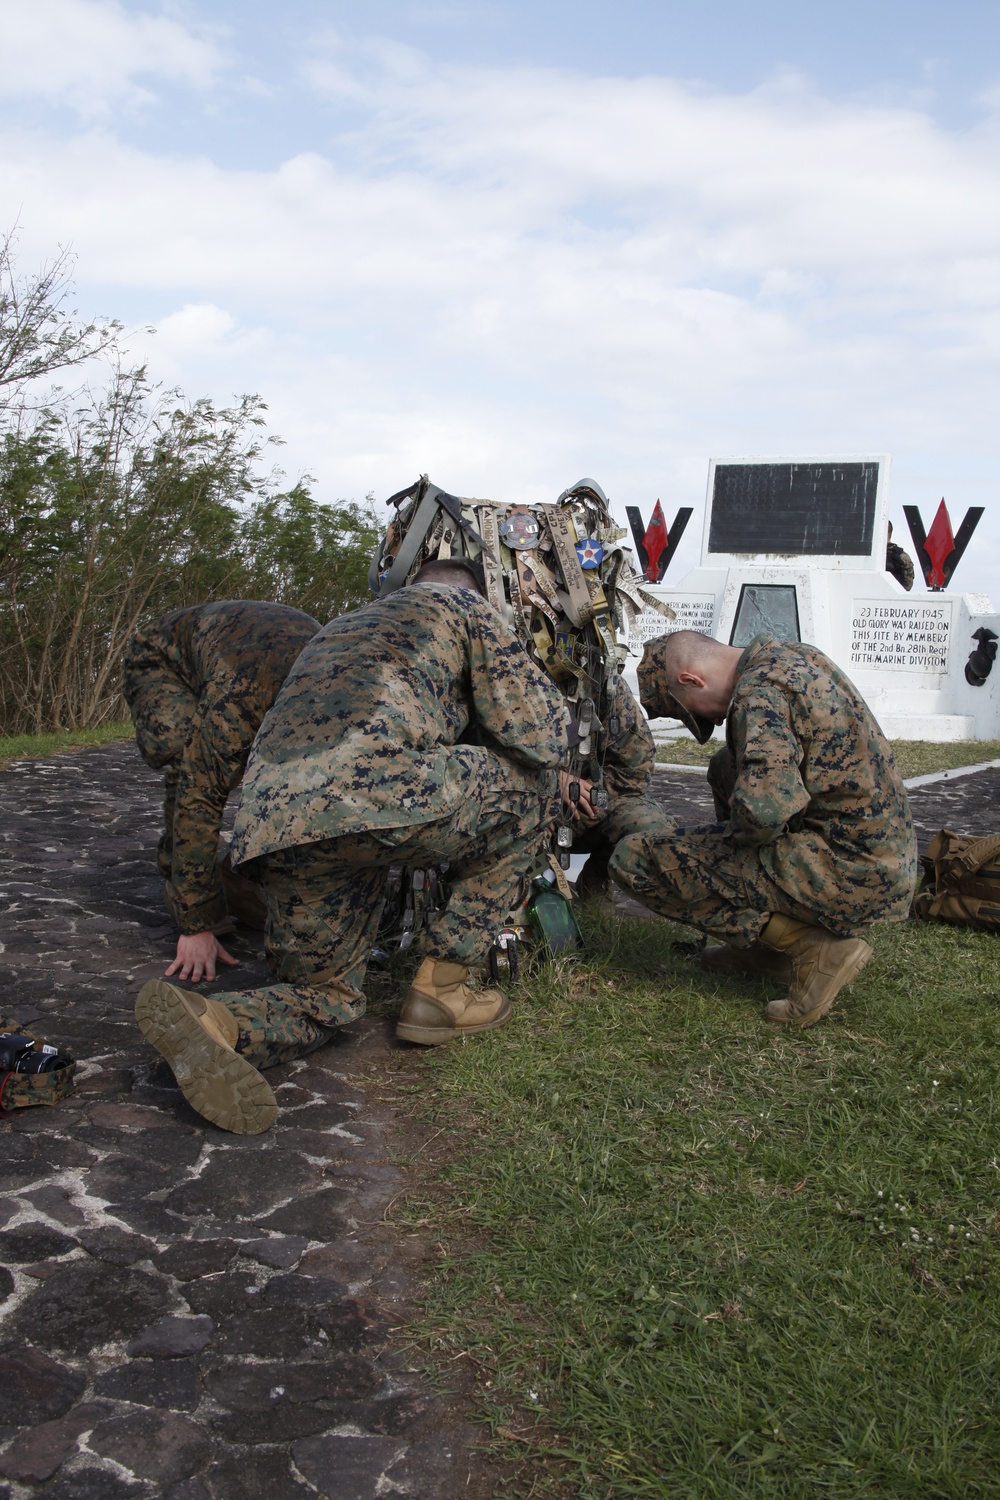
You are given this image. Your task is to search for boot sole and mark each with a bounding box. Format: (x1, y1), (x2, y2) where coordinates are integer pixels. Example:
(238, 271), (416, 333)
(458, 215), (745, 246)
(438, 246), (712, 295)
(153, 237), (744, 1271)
(766, 942), (873, 1028)
(135, 980), (277, 1134)
(396, 995), (513, 1046)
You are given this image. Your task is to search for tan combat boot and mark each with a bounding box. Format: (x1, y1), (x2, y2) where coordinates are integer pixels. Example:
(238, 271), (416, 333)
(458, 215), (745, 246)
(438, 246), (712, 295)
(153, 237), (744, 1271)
(700, 941), (793, 981)
(396, 958), (512, 1046)
(759, 915), (873, 1027)
(135, 980), (277, 1134)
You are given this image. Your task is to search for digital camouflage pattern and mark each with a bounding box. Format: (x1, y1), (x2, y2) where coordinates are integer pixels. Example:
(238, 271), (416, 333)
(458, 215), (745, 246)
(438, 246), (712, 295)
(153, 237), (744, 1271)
(886, 540), (915, 591)
(124, 601), (320, 933)
(213, 584), (567, 1063)
(231, 583), (570, 861)
(611, 633), (917, 941)
(219, 774), (560, 1066)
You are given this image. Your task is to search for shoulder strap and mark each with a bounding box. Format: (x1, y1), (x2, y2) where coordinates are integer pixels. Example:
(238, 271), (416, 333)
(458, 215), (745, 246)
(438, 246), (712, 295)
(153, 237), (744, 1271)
(948, 832), (1000, 875)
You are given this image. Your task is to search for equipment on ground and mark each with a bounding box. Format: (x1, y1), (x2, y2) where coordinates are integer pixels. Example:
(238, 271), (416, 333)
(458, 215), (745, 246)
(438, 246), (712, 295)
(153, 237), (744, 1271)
(0, 1019), (75, 1113)
(912, 829), (1000, 932)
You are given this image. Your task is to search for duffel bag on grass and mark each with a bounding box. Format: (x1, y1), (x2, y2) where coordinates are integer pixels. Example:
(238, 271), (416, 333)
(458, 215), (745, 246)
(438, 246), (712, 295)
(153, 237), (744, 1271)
(0, 1014), (75, 1113)
(912, 829), (1000, 932)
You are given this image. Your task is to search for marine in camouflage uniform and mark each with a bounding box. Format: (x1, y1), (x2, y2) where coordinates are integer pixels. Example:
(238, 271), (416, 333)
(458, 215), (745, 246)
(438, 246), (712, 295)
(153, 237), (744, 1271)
(124, 601), (320, 943)
(611, 631), (917, 1024)
(135, 576), (570, 1132)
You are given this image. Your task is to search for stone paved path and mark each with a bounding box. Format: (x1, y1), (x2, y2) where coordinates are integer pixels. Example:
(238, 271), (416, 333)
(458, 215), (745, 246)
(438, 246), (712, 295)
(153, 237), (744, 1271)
(0, 744), (491, 1500)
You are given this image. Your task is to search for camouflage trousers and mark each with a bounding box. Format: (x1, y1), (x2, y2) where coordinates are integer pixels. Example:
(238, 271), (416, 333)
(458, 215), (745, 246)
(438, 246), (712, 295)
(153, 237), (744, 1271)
(217, 765), (561, 1070)
(610, 718), (841, 946)
(125, 660), (235, 932)
(609, 821), (835, 946)
(572, 796), (677, 889)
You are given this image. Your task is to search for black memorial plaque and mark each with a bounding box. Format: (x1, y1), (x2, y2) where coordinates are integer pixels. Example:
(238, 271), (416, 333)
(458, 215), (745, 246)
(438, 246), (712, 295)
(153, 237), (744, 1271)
(708, 461), (879, 557)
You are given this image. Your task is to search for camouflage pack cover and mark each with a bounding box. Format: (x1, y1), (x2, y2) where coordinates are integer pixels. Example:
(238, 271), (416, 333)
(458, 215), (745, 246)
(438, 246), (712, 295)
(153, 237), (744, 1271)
(369, 475), (675, 795)
(0, 1015), (76, 1113)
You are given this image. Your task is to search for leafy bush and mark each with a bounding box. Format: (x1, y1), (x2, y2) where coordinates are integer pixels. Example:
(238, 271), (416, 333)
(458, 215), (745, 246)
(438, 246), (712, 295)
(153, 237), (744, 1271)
(0, 235), (380, 732)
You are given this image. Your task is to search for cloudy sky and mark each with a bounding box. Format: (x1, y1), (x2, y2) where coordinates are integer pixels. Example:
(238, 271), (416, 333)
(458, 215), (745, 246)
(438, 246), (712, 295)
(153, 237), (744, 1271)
(2, 0), (999, 595)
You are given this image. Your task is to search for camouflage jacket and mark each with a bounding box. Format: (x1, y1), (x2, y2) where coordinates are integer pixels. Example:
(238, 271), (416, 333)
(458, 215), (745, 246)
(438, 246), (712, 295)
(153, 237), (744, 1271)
(125, 601), (320, 931)
(231, 584), (572, 863)
(725, 634), (917, 925)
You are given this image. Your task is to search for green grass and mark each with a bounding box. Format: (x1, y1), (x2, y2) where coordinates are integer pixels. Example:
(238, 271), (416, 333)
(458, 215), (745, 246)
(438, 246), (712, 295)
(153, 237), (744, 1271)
(657, 739), (1000, 781)
(401, 913), (1000, 1498)
(0, 720), (133, 767)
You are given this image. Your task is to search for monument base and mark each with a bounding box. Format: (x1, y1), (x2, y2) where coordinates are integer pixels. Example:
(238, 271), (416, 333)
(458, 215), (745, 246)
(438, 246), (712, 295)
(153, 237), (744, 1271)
(874, 714), (976, 743)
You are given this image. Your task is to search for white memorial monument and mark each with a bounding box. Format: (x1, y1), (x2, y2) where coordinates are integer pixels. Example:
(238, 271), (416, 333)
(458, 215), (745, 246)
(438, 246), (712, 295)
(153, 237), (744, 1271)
(626, 456), (1000, 742)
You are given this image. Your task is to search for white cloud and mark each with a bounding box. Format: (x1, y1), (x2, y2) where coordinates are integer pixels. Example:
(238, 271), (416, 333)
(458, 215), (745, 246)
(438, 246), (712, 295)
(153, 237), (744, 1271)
(0, 0), (223, 115)
(1, 44), (999, 592)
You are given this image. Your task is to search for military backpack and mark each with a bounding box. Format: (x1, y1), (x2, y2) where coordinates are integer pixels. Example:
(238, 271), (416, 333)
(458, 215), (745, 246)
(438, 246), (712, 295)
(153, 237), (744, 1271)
(912, 829), (1000, 932)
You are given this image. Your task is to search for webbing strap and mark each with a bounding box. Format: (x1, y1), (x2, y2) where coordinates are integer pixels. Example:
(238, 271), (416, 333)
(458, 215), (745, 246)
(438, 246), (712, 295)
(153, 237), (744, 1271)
(477, 507), (505, 616)
(379, 487), (443, 595)
(951, 833), (1000, 875)
(548, 508), (594, 628)
(515, 554), (560, 628)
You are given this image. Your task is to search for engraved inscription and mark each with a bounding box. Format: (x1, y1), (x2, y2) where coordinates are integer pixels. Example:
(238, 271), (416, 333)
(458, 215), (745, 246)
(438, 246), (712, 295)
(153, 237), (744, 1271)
(629, 594), (716, 654)
(850, 600), (952, 674)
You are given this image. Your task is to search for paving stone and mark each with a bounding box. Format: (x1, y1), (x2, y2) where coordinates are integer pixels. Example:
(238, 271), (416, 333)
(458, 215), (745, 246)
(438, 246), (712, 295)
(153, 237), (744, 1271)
(0, 1224), (78, 1263)
(0, 1200), (17, 1228)
(299, 1240), (389, 1285)
(211, 1308), (315, 1359)
(0, 1402), (107, 1482)
(89, 1409), (212, 1486)
(166, 1481), (211, 1500)
(254, 1187), (354, 1240)
(36, 1463), (145, 1497)
(8, 1263), (171, 1356)
(204, 1359), (383, 1443)
(242, 1236), (307, 1269)
(22, 1258), (73, 1280)
(189, 1221), (270, 1242)
(201, 1447), (307, 1500)
(290, 1434), (405, 1500)
(0, 1268), (12, 1304)
(76, 1068), (144, 1099)
(385, 1435), (475, 1499)
(261, 1273), (348, 1309)
(86, 1103), (178, 1130)
(21, 1186), (87, 1227)
(155, 1240), (237, 1280)
(75, 1227), (157, 1266)
(314, 1297), (391, 1350)
(104, 1201), (186, 1239)
(127, 1315), (215, 1358)
(278, 1101), (359, 1130)
(183, 1272), (263, 1321)
(84, 1155), (179, 1203)
(0, 1347), (86, 1426)
(94, 1359), (201, 1411)
(164, 1151), (322, 1220)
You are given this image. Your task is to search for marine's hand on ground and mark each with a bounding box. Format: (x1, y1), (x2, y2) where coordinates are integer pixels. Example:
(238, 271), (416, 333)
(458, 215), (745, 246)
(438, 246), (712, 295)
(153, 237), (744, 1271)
(165, 930), (240, 983)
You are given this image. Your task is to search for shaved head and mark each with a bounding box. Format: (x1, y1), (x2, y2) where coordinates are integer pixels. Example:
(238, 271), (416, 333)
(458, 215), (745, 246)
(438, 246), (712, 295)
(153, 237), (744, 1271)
(659, 630), (735, 678)
(639, 629), (744, 735)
